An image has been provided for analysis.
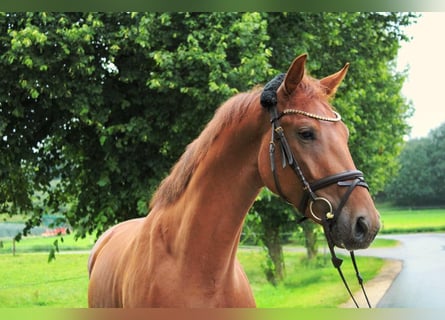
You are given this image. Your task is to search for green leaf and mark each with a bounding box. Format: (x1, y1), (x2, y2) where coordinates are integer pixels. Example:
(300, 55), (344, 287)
(30, 88), (39, 99)
(99, 135), (107, 146)
(97, 174), (110, 187)
(53, 239), (59, 252)
(48, 248), (56, 263)
(23, 56), (33, 68)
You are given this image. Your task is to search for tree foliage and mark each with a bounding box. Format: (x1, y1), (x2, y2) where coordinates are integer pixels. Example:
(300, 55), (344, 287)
(0, 12), (415, 244)
(0, 12), (274, 237)
(384, 123), (445, 206)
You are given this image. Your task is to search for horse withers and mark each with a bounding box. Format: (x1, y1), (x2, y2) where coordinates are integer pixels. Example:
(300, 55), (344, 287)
(88, 54), (380, 307)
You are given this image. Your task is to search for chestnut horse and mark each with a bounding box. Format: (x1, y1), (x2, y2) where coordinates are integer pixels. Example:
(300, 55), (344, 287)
(88, 54), (380, 307)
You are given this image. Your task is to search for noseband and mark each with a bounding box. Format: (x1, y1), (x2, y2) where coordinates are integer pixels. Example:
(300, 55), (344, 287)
(261, 73), (371, 308)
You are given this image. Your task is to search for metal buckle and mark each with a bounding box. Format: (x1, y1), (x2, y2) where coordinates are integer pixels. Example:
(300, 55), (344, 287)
(309, 197), (334, 222)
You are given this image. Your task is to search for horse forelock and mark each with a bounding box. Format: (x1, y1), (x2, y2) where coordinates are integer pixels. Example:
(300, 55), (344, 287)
(149, 88), (262, 210)
(299, 76), (331, 101)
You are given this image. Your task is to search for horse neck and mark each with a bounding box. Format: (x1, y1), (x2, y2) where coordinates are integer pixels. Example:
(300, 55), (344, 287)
(162, 105), (267, 274)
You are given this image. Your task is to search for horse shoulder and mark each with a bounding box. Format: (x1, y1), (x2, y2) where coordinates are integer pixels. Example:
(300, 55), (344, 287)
(88, 218), (145, 277)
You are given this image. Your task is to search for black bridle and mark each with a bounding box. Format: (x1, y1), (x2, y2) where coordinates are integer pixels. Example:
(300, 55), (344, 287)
(261, 73), (371, 308)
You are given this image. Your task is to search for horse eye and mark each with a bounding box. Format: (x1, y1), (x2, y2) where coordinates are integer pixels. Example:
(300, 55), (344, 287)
(298, 129), (315, 141)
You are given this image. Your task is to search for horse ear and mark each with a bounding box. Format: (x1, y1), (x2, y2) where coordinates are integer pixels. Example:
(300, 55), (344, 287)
(282, 54), (307, 95)
(320, 63), (350, 97)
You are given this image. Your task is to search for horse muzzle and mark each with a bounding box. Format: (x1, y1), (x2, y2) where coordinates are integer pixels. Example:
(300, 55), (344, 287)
(329, 209), (381, 250)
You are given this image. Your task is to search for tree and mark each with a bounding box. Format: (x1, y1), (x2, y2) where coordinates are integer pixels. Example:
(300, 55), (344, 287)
(1, 13), (415, 278)
(0, 12), (274, 237)
(384, 123), (445, 206)
(247, 189), (299, 284)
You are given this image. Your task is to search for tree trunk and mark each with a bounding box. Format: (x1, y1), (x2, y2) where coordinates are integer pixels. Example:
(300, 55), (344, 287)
(302, 221), (318, 260)
(262, 224), (285, 286)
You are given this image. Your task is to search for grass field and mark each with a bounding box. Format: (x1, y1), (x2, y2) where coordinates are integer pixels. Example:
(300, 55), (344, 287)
(1, 205), (444, 308)
(0, 253), (89, 307)
(1, 234), (386, 308)
(0, 250), (383, 308)
(239, 250), (383, 308)
(377, 206), (445, 233)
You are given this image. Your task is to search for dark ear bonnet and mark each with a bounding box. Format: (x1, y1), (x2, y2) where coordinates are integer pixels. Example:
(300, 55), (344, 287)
(260, 73), (285, 110)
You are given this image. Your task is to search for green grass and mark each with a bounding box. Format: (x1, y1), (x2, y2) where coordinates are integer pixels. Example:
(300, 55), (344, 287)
(377, 206), (445, 234)
(238, 249), (383, 308)
(3, 205), (443, 308)
(0, 250), (383, 308)
(369, 237), (399, 248)
(0, 253), (89, 307)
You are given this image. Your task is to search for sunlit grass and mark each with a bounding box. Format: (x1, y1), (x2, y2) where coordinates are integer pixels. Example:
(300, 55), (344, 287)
(0, 253), (89, 307)
(0, 250), (383, 308)
(238, 249), (383, 308)
(2, 205), (442, 307)
(378, 207), (445, 233)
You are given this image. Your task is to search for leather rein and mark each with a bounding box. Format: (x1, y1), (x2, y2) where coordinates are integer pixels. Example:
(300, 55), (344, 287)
(260, 73), (371, 308)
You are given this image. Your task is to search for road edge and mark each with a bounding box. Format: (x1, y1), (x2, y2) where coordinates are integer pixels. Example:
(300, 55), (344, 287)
(339, 258), (403, 308)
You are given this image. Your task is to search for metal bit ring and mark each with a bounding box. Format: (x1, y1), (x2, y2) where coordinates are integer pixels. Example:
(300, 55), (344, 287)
(309, 197), (334, 222)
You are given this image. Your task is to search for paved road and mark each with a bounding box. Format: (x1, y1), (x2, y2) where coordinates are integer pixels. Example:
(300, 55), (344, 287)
(351, 233), (445, 308)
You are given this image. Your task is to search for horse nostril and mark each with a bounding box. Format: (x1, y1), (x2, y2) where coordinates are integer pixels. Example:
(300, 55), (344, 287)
(354, 217), (369, 240)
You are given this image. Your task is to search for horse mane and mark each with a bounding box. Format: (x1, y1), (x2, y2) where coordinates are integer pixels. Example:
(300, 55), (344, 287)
(149, 74), (329, 210)
(149, 88), (263, 210)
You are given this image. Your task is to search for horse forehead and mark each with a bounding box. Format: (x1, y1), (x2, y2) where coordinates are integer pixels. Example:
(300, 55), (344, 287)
(286, 91), (333, 113)
(285, 101), (343, 130)
(283, 98), (350, 141)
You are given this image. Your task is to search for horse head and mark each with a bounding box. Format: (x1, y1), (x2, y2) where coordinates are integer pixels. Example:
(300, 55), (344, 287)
(259, 54), (380, 250)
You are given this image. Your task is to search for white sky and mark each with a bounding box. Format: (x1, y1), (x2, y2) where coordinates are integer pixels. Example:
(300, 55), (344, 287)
(396, 12), (445, 139)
